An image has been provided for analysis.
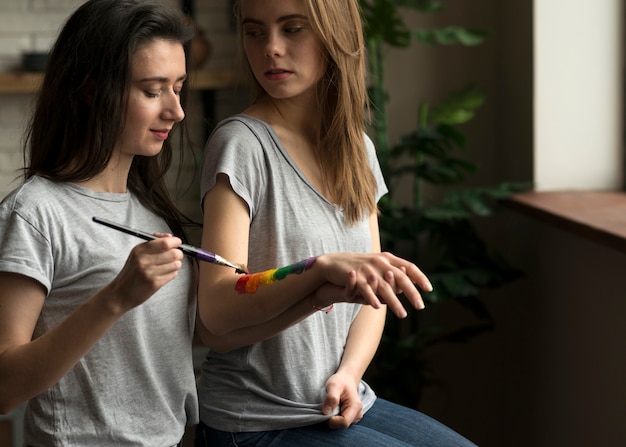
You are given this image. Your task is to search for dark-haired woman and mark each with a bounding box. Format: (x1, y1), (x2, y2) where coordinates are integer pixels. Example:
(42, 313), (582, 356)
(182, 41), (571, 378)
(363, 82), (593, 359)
(0, 1), (198, 444)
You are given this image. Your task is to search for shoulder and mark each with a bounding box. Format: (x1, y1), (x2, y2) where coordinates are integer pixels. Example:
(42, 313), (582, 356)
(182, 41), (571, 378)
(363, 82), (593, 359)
(210, 114), (274, 145)
(1, 177), (60, 214)
(362, 132), (380, 166)
(200, 115), (274, 205)
(205, 114), (280, 167)
(0, 178), (85, 246)
(0, 178), (57, 261)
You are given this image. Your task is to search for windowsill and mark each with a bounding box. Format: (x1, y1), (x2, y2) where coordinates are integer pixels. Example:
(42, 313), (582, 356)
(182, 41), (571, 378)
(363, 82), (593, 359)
(505, 190), (626, 253)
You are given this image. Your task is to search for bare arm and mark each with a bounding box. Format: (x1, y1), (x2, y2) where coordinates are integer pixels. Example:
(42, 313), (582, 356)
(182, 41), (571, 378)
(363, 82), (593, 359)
(323, 214), (402, 428)
(196, 275), (359, 353)
(195, 297), (314, 353)
(197, 174), (332, 335)
(0, 237), (183, 414)
(198, 174), (431, 338)
(332, 213), (389, 382)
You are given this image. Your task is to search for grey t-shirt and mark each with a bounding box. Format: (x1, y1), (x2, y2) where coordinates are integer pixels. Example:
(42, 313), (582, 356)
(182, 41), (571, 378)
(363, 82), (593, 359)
(197, 114), (388, 432)
(0, 176), (198, 446)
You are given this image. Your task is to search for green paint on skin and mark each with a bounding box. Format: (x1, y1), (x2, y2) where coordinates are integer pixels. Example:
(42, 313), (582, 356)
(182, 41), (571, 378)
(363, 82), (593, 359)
(235, 256), (318, 293)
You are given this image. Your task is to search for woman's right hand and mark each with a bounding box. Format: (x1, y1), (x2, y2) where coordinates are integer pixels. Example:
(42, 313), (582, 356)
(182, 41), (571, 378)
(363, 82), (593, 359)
(0, 235), (184, 414)
(105, 235), (184, 314)
(314, 252), (432, 318)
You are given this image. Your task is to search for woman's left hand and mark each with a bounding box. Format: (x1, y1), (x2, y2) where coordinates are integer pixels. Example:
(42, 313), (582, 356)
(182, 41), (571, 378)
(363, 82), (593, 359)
(322, 371), (364, 429)
(315, 252), (430, 319)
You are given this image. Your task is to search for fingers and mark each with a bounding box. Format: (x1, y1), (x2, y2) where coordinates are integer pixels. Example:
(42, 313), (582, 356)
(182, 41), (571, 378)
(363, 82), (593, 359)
(322, 383), (340, 416)
(388, 269), (425, 310)
(327, 406), (363, 430)
(353, 271), (383, 310)
(152, 231), (173, 238)
(344, 270), (357, 298)
(375, 253), (431, 311)
(354, 263), (428, 318)
(319, 252), (432, 317)
(348, 266), (408, 318)
(395, 256), (432, 293)
(133, 238), (183, 276)
(111, 236), (184, 310)
(384, 270), (398, 293)
(323, 379), (363, 429)
(141, 235), (182, 255)
(366, 269), (408, 318)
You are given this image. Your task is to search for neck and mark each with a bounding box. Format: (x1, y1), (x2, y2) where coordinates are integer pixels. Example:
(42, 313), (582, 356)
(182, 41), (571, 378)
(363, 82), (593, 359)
(74, 154), (132, 193)
(248, 95), (321, 143)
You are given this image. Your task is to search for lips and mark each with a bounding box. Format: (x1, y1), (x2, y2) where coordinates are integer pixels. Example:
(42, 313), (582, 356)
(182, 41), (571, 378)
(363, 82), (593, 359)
(265, 69), (292, 81)
(151, 129), (170, 140)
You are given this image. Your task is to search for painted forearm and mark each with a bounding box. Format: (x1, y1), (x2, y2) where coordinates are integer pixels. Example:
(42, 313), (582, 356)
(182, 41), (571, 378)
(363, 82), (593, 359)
(235, 256), (318, 294)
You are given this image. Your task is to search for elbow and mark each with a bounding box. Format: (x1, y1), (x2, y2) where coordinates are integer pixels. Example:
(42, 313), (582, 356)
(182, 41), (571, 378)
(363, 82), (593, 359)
(195, 316), (237, 354)
(195, 334), (235, 354)
(195, 333), (237, 355)
(199, 312), (231, 337)
(197, 292), (238, 337)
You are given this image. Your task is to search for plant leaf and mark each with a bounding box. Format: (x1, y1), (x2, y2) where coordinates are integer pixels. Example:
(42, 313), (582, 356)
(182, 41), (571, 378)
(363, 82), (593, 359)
(429, 85), (486, 125)
(361, 0), (412, 47)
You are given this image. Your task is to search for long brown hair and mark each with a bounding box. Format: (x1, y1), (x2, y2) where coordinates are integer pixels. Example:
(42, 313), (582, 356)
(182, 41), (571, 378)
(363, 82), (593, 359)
(23, 0), (196, 240)
(233, 0), (378, 224)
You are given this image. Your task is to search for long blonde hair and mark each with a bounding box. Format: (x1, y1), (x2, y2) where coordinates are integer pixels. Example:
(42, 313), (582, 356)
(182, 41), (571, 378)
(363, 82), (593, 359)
(234, 0), (378, 224)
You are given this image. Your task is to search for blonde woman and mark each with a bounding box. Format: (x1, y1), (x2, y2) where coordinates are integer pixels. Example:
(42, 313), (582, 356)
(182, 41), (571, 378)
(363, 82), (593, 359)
(194, 0), (477, 446)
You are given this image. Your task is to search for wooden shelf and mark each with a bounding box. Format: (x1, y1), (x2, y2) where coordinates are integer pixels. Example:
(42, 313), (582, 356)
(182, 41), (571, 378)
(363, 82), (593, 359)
(506, 190), (626, 254)
(0, 69), (243, 94)
(189, 69), (244, 90)
(0, 72), (43, 93)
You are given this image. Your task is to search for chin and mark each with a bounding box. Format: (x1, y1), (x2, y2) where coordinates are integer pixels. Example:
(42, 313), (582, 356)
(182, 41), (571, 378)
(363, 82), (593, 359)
(145, 143), (166, 156)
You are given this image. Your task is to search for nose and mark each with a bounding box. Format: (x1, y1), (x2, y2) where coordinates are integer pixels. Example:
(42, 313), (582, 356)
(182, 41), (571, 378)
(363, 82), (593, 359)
(264, 32), (284, 58)
(163, 91), (185, 122)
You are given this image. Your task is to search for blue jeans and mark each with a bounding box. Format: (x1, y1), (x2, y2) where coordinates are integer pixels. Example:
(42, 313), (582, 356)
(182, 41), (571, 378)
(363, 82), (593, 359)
(195, 398), (477, 447)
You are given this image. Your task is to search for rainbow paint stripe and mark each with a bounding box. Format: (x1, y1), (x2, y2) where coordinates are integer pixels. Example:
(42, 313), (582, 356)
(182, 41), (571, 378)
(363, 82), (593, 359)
(235, 256), (318, 294)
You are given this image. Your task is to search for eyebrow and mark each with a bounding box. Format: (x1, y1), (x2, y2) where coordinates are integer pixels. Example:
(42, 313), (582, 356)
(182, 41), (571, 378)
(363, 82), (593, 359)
(137, 74), (187, 83)
(242, 14), (308, 26)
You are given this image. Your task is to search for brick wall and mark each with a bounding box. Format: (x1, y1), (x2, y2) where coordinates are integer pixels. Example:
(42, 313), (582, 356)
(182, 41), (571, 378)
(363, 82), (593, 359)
(0, 0), (74, 198)
(0, 0), (246, 213)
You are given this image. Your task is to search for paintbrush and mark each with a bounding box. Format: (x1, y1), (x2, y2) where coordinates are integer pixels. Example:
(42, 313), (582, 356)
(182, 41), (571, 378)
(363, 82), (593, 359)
(92, 216), (248, 274)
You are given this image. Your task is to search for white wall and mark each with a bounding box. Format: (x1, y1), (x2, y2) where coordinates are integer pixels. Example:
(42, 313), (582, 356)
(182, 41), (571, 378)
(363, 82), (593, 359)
(0, 0), (73, 197)
(534, 0), (624, 190)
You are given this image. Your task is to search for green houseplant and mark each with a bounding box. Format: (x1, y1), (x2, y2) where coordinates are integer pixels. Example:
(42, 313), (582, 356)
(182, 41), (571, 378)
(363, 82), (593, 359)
(360, 0), (529, 407)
